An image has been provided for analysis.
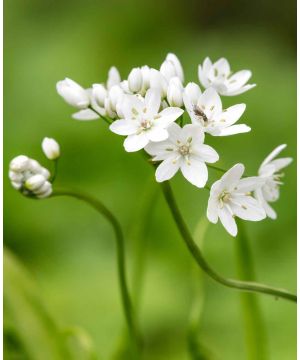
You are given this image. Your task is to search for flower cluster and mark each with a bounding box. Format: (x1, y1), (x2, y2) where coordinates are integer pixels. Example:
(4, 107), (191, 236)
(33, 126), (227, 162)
(54, 54), (292, 235)
(8, 138), (60, 199)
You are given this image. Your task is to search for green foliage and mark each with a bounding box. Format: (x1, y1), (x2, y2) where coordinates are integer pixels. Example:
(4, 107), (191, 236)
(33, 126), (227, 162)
(4, 249), (98, 360)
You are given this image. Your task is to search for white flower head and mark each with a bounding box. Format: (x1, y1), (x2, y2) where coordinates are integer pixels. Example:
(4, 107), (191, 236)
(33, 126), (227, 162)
(92, 84), (107, 108)
(207, 164), (266, 236)
(110, 89), (184, 152)
(160, 53), (184, 83)
(9, 155), (52, 199)
(183, 86), (250, 136)
(198, 57), (256, 96)
(42, 137), (60, 160)
(56, 78), (90, 109)
(145, 123), (219, 188)
(254, 144), (293, 219)
(167, 77), (184, 107)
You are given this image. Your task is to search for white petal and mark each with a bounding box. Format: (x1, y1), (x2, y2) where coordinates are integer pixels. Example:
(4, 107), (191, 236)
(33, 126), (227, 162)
(215, 104), (246, 127)
(220, 164), (244, 190)
(261, 144), (287, 167)
(198, 58), (212, 88)
(230, 195), (266, 221)
(225, 84), (256, 96)
(218, 206), (237, 237)
(72, 109), (99, 121)
(107, 66), (121, 89)
(180, 124), (204, 143)
(235, 176), (265, 193)
(155, 157), (180, 182)
(124, 133), (149, 152)
(145, 88), (161, 117)
(121, 95), (144, 119)
(213, 58), (230, 76)
(158, 107), (184, 127)
(270, 158), (293, 171)
(109, 119), (138, 136)
(180, 158), (208, 188)
(207, 197), (219, 223)
(193, 144), (219, 163)
(147, 128), (169, 142)
(198, 88), (222, 116)
(254, 188), (277, 219)
(226, 70), (252, 90)
(145, 140), (174, 160)
(217, 124), (251, 136)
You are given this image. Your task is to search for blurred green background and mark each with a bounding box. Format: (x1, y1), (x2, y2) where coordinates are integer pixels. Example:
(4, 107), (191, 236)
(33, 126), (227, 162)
(4, 0), (296, 359)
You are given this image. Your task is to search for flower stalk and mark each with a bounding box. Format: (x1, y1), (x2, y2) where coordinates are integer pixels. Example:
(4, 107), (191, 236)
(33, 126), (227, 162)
(236, 220), (268, 360)
(51, 188), (140, 357)
(160, 180), (296, 302)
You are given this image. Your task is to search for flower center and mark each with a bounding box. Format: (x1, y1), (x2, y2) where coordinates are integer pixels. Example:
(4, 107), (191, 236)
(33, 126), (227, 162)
(178, 144), (190, 156)
(219, 191), (231, 207)
(140, 119), (152, 130)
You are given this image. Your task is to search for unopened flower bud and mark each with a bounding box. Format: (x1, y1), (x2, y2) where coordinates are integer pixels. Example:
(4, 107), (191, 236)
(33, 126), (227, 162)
(9, 155), (30, 172)
(107, 66), (121, 89)
(56, 78), (90, 109)
(166, 53), (184, 82)
(167, 77), (183, 107)
(184, 82), (202, 105)
(25, 174), (46, 191)
(150, 69), (168, 98)
(160, 60), (177, 82)
(42, 137), (60, 160)
(92, 84), (107, 108)
(9, 155), (52, 199)
(128, 68), (143, 93)
(109, 85), (124, 110)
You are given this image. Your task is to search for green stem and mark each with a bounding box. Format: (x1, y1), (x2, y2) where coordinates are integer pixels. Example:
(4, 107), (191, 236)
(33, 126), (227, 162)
(207, 164), (250, 177)
(88, 106), (112, 125)
(50, 159), (59, 183)
(51, 188), (140, 357)
(236, 221), (268, 360)
(160, 181), (296, 302)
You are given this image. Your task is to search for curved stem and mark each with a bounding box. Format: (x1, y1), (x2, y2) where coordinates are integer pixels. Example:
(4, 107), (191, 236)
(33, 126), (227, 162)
(51, 188), (140, 357)
(236, 221), (268, 360)
(50, 159), (59, 183)
(160, 181), (296, 302)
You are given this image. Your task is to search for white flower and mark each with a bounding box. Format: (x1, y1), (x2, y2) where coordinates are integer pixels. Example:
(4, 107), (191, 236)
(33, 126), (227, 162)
(207, 164), (266, 237)
(145, 123), (219, 188)
(9, 155), (52, 198)
(254, 144), (292, 219)
(42, 137), (60, 160)
(109, 89), (184, 152)
(198, 57), (256, 96)
(183, 86), (250, 136)
(160, 53), (184, 83)
(167, 77), (184, 107)
(107, 66), (121, 89)
(56, 78), (90, 109)
(128, 68), (143, 93)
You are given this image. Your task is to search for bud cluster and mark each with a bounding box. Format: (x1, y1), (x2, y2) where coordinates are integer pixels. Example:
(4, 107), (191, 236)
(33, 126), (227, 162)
(9, 155), (52, 198)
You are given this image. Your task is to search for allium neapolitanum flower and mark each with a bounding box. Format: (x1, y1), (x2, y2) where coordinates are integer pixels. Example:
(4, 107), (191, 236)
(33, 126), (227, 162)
(110, 89), (184, 152)
(42, 137), (60, 160)
(145, 123), (219, 188)
(254, 144), (293, 219)
(198, 57), (256, 96)
(160, 53), (184, 83)
(9, 155), (52, 198)
(207, 164), (266, 236)
(183, 86), (250, 136)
